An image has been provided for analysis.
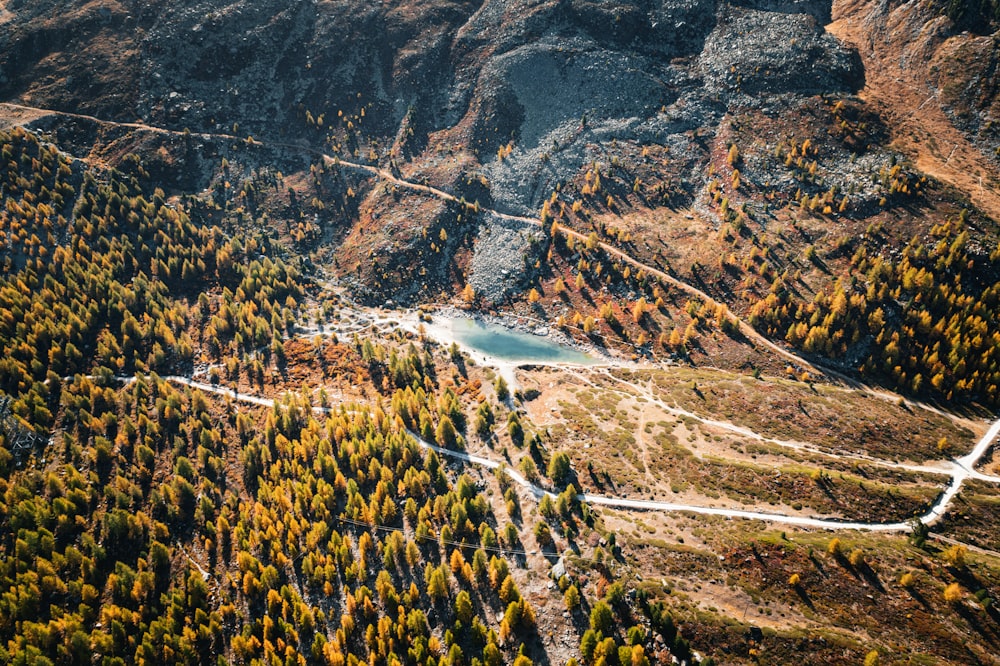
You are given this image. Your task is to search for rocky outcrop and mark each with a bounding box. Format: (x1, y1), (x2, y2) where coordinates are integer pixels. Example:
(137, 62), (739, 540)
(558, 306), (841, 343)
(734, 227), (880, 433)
(12, 0), (988, 304)
(700, 5), (863, 104)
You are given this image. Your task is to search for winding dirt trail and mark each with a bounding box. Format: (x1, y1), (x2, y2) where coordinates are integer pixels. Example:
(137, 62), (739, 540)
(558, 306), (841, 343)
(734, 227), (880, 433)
(153, 375), (1000, 533)
(16, 100), (1000, 529)
(577, 366), (967, 479)
(0, 101), (820, 368)
(0, 99), (977, 425)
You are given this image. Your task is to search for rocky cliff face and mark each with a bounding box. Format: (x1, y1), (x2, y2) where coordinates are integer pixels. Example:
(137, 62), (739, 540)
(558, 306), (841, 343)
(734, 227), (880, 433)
(0, 0), (995, 303)
(0, 0), (862, 156)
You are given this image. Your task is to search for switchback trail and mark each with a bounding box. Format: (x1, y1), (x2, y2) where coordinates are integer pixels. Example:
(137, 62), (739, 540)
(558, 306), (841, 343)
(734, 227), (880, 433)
(155, 375), (1000, 534)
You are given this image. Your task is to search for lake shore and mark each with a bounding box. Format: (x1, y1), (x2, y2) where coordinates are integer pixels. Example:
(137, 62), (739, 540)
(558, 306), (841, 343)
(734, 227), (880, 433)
(385, 307), (624, 390)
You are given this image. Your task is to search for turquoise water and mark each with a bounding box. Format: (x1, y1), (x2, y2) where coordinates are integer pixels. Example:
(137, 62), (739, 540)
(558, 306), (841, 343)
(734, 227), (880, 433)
(447, 318), (594, 364)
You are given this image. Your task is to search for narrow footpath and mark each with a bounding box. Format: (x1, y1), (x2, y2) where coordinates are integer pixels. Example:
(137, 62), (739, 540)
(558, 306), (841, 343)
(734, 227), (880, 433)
(158, 375), (1000, 534)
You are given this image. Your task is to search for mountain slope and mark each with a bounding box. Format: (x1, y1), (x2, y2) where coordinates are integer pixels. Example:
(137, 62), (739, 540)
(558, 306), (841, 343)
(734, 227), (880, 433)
(1, 2), (1000, 664)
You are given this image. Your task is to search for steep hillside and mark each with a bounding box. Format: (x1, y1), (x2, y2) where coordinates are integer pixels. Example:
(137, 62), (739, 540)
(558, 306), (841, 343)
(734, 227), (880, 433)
(830, 0), (1000, 218)
(2, 1), (1000, 665)
(0, 0), (867, 302)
